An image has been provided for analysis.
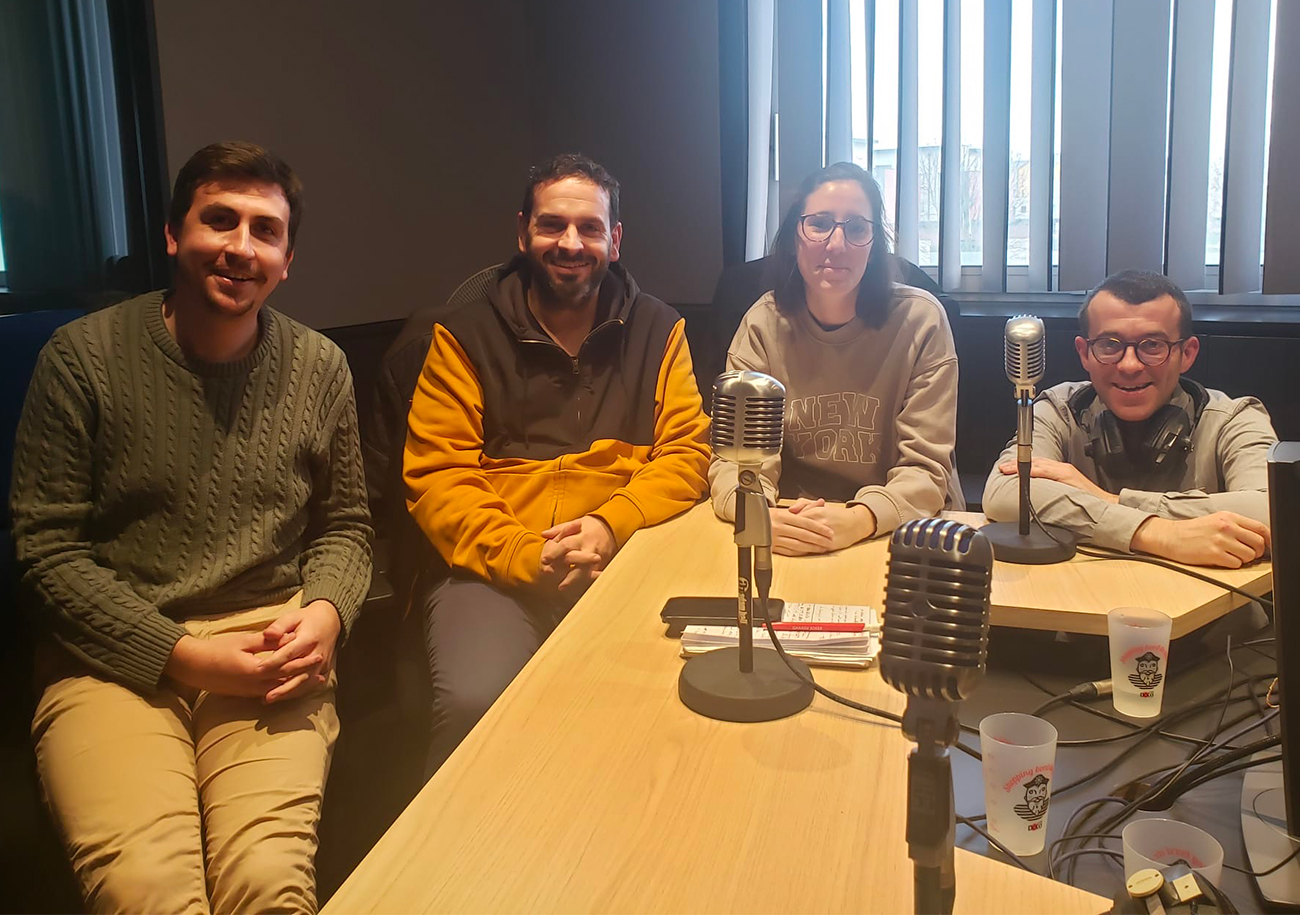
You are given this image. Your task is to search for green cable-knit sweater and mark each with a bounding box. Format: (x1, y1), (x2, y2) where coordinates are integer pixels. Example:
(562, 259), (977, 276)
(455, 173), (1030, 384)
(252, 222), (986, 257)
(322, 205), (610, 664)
(8, 291), (373, 693)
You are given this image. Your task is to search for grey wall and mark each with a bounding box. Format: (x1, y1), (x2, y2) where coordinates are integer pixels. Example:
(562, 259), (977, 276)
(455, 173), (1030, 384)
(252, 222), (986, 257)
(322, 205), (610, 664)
(152, 0), (724, 328)
(525, 1), (724, 308)
(153, 1), (533, 328)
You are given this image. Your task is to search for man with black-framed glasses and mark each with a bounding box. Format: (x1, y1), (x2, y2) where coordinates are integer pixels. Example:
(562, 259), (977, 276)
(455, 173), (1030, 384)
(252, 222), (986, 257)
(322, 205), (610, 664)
(983, 270), (1275, 568)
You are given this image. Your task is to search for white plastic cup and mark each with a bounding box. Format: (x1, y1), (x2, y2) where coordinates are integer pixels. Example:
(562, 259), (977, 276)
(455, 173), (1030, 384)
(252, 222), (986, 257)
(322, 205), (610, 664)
(1108, 607), (1173, 717)
(1122, 818), (1224, 886)
(979, 712), (1059, 856)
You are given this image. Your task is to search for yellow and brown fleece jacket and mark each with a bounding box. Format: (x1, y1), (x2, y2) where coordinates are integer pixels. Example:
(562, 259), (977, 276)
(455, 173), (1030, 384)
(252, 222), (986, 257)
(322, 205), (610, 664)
(403, 259), (710, 589)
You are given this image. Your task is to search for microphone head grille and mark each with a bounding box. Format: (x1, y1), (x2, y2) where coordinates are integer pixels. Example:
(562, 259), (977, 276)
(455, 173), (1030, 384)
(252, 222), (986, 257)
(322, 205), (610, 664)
(879, 519), (993, 702)
(712, 371), (785, 463)
(1004, 315), (1046, 388)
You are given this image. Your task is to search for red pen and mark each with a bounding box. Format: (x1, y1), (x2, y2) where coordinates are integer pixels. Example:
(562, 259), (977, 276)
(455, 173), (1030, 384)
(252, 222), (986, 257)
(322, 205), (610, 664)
(763, 622), (867, 632)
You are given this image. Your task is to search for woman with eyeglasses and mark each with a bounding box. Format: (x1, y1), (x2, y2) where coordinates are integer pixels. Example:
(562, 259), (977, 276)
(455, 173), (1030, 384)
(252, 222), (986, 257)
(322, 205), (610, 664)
(708, 161), (963, 555)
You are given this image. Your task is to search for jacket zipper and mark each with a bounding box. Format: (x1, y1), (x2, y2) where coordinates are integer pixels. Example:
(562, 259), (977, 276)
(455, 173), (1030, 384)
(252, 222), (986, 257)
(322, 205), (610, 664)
(520, 317), (624, 372)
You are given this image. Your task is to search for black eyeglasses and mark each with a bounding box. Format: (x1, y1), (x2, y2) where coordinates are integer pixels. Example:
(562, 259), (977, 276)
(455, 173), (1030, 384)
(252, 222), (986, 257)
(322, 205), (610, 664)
(1086, 335), (1188, 366)
(798, 213), (875, 247)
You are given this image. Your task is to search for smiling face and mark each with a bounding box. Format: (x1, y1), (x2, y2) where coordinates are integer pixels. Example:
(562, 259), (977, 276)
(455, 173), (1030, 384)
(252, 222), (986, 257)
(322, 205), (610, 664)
(165, 179), (293, 319)
(517, 175), (622, 309)
(795, 179), (874, 302)
(1074, 291), (1199, 423)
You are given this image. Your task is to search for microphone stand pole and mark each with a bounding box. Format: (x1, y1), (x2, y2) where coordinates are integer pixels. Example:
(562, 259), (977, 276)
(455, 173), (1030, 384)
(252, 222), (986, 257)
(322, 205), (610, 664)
(733, 467), (771, 672)
(1017, 390), (1033, 537)
(902, 697), (958, 915)
(677, 467), (813, 722)
(983, 391), (1077, 564)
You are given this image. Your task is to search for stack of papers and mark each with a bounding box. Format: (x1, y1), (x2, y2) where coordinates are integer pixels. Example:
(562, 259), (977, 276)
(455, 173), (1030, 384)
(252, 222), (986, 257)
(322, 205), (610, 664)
(680, 602), (881, 669)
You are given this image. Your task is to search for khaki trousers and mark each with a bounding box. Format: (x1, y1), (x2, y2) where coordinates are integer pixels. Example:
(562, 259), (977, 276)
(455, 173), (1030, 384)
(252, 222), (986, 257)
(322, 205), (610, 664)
(32, 593), (339, 915)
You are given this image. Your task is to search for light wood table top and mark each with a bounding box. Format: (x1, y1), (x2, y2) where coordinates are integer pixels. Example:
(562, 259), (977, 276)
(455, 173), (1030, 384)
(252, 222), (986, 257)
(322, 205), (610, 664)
(325, 503), (1109, 914)
(940, 511), (1273, 638)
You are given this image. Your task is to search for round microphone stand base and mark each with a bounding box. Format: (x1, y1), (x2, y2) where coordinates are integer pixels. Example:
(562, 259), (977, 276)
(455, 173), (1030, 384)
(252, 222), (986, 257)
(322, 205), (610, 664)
(982, 522), (1077, 564)
(679, 648), (814, 722)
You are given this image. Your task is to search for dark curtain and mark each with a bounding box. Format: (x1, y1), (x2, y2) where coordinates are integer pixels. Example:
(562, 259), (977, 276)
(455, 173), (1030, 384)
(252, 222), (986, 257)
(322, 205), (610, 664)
(0, 0), (167, 304)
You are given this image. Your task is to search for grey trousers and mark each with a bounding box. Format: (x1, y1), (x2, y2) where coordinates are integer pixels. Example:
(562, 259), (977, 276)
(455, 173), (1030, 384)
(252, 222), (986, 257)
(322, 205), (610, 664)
(421, 576), (570, 777)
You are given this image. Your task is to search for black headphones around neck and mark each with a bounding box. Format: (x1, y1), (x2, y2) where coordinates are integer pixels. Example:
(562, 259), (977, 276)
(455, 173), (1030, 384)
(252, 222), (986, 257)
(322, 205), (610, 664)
(1067, 378), (1210, 492)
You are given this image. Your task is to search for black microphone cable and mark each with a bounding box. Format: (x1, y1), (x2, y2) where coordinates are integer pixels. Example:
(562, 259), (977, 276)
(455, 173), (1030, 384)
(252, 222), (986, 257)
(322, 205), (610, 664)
(1029, 678), (1113, 717)
(1020, 670), (1263, 751)
(1052, 634), (1276, 883)
(750, 565), (986, 761)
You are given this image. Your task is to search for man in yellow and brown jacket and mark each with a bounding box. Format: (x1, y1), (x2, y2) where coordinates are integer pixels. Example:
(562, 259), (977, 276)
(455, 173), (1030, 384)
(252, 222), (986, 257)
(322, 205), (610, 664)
(404, 155), (709, 774)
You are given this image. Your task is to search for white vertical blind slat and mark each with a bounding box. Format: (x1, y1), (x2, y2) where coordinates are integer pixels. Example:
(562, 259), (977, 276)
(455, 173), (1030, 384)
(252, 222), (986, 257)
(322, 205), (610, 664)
(1220, 0), (1271, 293)
(776, 0), (825, 216)
(1263, 0), (1300, 293)
(1057, 0), (1114, 291)
(939, 0), (962, 289)
(1106, 0), (1172, 276)
(1165, 0), (1216, 291)
(826, 0), (854, 165)
(897, 0), (919, 262)
(746, 0), (777, 260)
(1027, 0), (1054, 291)
(982, 0), (1012, 291)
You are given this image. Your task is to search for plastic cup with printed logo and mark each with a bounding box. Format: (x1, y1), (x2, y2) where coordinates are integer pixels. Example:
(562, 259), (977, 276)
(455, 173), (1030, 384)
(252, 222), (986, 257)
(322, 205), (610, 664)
(1122, 818), (1224, 886)
(1108, 607), (1173, 718)
(979, 712), (1059, 856)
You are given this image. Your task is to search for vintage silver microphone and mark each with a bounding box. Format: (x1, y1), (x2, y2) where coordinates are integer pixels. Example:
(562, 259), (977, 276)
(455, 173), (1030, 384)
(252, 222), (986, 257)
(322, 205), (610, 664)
(710, 370), (783, 653)
(1005, 314), (1046, 400)
(880, 519), (994, 915)
(982, 316), (1076, 563)
(678, 371), (814, 722)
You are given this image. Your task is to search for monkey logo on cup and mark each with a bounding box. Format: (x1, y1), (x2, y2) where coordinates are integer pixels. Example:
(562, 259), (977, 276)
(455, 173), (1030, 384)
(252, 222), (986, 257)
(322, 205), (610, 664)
(1013, 773), (1050, 822)
(1128, 651), (1164, 694)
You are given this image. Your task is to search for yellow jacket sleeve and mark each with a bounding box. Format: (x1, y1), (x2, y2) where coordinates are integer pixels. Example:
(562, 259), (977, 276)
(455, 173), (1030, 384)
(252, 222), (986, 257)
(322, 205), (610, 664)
(590, 319), (711, 545)
(403, 325), (545, 587)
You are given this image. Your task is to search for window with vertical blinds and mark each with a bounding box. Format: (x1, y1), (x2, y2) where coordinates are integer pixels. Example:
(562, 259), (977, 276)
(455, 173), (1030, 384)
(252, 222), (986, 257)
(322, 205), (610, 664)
(0, 0), (168, 306)
(749, 0), (1299, 303)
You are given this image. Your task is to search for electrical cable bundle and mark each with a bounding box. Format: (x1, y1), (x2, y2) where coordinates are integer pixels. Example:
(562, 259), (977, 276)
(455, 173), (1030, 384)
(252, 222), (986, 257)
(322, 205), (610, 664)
(743, 493), (1282, 897)
(1038, 637), (1288, 886)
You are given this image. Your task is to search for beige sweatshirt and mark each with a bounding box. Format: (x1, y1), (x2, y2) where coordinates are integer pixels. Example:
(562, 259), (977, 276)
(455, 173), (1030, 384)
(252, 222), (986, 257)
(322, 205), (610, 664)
(708, 286), (964, 536)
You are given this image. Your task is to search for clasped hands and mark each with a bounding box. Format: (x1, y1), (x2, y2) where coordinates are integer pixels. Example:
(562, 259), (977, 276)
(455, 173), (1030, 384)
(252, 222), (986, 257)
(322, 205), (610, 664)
(770, 498), (876, 556)
(164, 598), (340, 704)
(539, 514), (617, 593)
(999, 457), (1270, 568)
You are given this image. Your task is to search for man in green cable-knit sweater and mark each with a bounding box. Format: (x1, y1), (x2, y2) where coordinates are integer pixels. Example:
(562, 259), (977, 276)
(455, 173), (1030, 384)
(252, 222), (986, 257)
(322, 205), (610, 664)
(8, 141), (372, 915)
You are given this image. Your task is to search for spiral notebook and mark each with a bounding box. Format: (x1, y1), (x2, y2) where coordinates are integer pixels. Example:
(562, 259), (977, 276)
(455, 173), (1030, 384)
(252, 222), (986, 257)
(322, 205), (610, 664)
(679, 602), (881, 669)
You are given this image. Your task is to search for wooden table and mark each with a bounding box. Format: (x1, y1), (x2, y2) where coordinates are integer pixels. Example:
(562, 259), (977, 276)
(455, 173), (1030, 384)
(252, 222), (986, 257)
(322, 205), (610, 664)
(941, 511), (1273, 638)
(325, 504), (1109, 914)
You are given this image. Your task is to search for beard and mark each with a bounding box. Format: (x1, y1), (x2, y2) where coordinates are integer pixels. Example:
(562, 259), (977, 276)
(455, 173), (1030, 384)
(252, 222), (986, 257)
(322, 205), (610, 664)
(525, 245), (609, 310)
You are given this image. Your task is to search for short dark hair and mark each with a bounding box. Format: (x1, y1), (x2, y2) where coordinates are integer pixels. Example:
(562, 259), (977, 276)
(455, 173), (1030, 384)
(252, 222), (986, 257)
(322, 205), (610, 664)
(168, 141), (304, 250)
(521, 153), (620, 226)
(1079, 270), (1193, 338)
(767, 161), (897, 327)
